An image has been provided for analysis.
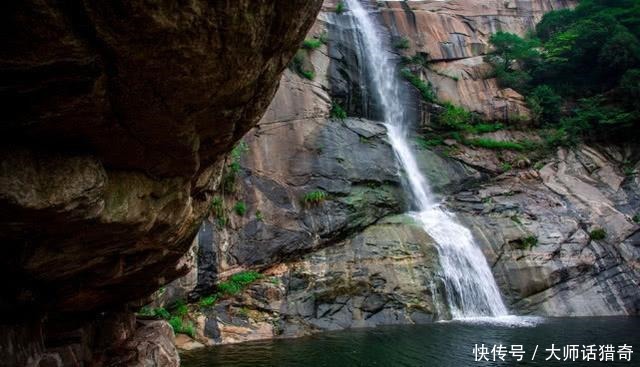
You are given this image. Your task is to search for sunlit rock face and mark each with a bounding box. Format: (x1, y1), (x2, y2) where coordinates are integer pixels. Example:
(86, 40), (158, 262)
(378, 0), (577, 121)
(0, 0), (322, 365)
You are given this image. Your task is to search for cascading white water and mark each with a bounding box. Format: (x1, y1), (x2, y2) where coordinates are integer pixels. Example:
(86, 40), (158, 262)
(345, 0), (508, 318)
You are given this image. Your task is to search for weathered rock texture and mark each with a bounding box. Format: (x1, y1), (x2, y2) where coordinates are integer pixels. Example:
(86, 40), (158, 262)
(450, 144), (640, 316)
(379, 0), (577, 121)
(175, 0), (638, 348)
(0, 0), (322, 365)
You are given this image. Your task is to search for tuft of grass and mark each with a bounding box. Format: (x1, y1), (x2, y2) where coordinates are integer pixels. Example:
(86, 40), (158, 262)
(255, 210), (263, 221)
(394, 37), (410, 50)
(302, 38), (323, 50)
(633, 213), (640, 224)
(169, 316), (196, 338)
(466, 123), (503, 134)
(589, 228), (607, 241)
(292, 50), (316, 80)
(501, 162), (513, 172)
(331, 102), (347, 120)
(523, 235), (538, 249)
(335, 1), (346, 14)
(199, 294), (218, 309)
(234, 201), (247, 216)
(217, 271), (262, 296)
(210, 196), (227, 227)
(400, 68), (437, 103)
(303, 190), (327, 205)
(415, 137), (444, 149)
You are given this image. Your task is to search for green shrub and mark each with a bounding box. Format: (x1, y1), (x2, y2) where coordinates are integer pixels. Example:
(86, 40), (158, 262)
(400, 68), (437, 103)
(172, 299), (188, 317)
(523, 235), (538, 249)
(633, 214), (640, 224)
(234, 201), (247, 216)
(211, 196), (227, 227)
(217, 271), (262, 296)
(168, 316), (196, 338)
(199, 295), (218, 308)
(302, 39), (323, 50)
(303, 190), (327, 205)
(331, 102), (347, 119)
(589, 228), (607, 240)
(501, 162), (513, 172)
(292, 50), (316, 80)
(335, 1), (346, 14)
(527, 85), (562, 125)
(394, 37), (410, 50)
(438, 103), (472, 130)
(255, 210), (263, 221)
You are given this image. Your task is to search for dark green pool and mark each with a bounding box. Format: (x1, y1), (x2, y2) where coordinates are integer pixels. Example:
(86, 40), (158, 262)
(180, 317), (639, 366)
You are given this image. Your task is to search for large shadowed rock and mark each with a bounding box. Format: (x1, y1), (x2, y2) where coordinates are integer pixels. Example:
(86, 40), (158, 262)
(0, 0), (322, 365)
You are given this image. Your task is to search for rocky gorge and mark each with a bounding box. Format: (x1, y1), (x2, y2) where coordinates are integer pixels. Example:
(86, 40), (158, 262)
(1, 0), (639, 365)
(162, 0), (639, 349)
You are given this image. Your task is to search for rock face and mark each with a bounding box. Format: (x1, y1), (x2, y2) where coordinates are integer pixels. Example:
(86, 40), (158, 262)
(450, 145), (640, 316)
(177, 0), (639, 348)
(0, 0), (322, 365)
(378, 0), (577, 121)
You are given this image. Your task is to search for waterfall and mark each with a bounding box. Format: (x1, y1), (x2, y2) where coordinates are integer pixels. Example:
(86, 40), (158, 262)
(345, 0), (508, 319)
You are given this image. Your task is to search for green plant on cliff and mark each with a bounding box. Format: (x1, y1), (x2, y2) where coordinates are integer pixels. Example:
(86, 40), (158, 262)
(633, 213), (640, 224)
(303, 190), (327, 205)
(335, 1), (346, 14)
(302, 38), (323, 50)
(393, 37), (411, 50)
(400, 68), (437, 103)
(292, 50), (316, 80)
(590, 228), (607, 240)
(199, 294), (218, 308)
(169, 316), (196, 338)
(217, 271), (263, 296)
(211, 196), (227, 227)
(331, 102), (347, 120)
(234, 201), (247, 216)
(437, 102), (472, 130)
(222, 141), (249, 193)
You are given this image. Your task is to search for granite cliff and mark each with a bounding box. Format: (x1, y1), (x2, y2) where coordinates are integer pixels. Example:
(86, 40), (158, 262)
(167, 0), (639, 349)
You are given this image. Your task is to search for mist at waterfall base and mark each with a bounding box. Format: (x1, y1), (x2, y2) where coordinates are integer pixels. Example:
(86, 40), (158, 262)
(181, 317), (640, 367)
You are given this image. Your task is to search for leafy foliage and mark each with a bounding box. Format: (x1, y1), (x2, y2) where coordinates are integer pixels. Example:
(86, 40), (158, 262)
(331, 102), (347, 120)
(234, 201), (247, 216)
(217, 271), (262, 296)
(335, 1), (346, 14)
(303, 190), (327, 205)
(400, 68), (437, 103)
(485, 1), (640, 142)
(393, 37), (411, 50)
(590, 228), (607, 240)
(302, 38), (323, 50)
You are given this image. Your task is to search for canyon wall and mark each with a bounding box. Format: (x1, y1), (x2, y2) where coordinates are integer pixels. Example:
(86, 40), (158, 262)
(176, 0), (639, 348)
(0, 1), (322, 365)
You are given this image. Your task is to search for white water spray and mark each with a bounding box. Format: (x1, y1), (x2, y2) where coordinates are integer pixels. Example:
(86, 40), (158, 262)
(345, 0), (508, 318)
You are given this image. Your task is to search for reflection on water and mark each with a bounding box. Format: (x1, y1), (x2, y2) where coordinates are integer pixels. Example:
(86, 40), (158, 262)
(181, 317), (640, 367)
